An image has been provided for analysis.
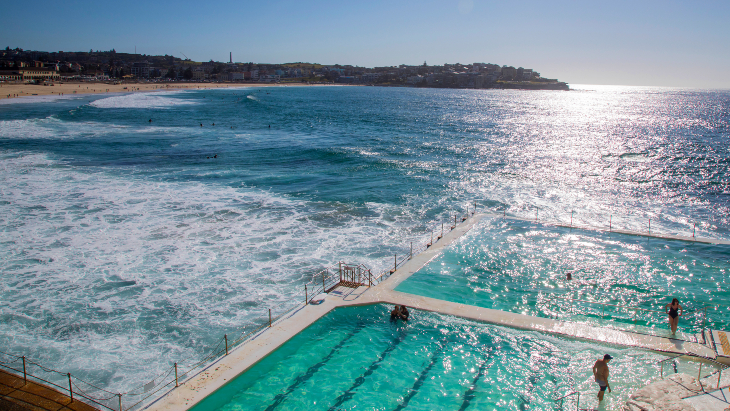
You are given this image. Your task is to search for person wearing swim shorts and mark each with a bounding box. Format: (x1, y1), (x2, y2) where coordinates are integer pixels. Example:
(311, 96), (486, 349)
(592, 354), (612, 401)
(665, 298), (683, 334)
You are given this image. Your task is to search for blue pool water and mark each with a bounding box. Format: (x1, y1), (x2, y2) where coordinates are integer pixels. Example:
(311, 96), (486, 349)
(190, 305), (670, 411)
(396, 216), (730, 338)
(0, 85), (728, 400)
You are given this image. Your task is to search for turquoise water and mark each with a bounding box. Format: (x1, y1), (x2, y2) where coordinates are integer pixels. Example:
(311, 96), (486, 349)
(190, 305), (673, 411)
(396, 216), (730, 339)
(0, 85), (728, 401)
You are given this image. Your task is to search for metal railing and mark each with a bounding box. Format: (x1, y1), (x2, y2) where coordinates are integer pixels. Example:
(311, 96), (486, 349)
(537, 294), (726, 344)
(490, 205), (724, 244)
(553, 390), (580, 411)
(658, 354), (730, 391)
(370, 203), (478, 286)
(0, 350), (120, 411)
(304, 261), (372, 303)
(1, 202), (481, 411)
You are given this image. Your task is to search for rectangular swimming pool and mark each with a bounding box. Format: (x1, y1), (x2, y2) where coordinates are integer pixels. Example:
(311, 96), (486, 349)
(395, 217), (730, 340)
(189, 304), (673, 411)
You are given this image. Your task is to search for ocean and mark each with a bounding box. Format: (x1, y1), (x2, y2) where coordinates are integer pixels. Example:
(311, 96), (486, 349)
(0, 84), (728, 400)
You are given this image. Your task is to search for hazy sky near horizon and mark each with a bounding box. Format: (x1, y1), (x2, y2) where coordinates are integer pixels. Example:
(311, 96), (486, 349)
(2, 0), (729, 88)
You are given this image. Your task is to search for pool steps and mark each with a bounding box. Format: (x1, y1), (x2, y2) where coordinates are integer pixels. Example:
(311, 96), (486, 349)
(147, 212), (730, 411)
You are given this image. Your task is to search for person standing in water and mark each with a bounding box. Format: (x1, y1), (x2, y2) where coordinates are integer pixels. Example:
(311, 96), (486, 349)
(592, 354), (613, 402)
(665, 298), (683, 334)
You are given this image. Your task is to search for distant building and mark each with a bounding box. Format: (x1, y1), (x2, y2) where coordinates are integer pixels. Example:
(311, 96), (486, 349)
(259, 74), (280, 83)
(0, 70), (22, 81)
(336, 76), (357, 84)
(406, 75), (424, 85)
(192, 68), (208, 81)
(131, 61), (150, 78)
(501, 66), (516, 80)
(0, 67), (60, 81)
(361, 73), (380, 83)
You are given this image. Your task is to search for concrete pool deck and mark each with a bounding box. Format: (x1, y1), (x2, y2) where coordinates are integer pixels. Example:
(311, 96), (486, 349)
(146, 212), (729, 411)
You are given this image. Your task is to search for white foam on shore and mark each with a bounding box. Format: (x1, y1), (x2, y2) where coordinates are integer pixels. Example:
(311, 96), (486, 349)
(90, 91), (197, 109)
(0, 117), (190, 140)
(0, 94), (85, 105)
(0, 151), (426, 396)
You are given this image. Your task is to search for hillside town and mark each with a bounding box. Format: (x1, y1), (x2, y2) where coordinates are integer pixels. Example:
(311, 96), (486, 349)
(0, 47), (569, 90)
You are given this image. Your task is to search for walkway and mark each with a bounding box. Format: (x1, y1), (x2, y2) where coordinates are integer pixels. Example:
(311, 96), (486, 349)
(684, 387), (730, 411)
(147, 212), (728, 411)
(486, 211), (730, 246)
(0, 369), (99, 411)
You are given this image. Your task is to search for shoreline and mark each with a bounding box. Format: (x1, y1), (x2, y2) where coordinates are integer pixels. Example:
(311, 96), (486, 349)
(0, 81), (318, 102)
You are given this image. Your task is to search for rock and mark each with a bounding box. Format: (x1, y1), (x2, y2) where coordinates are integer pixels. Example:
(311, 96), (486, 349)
(624, 373), (708, 411)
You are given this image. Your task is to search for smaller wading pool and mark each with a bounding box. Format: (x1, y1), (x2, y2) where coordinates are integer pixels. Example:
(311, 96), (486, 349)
(189, 304), (670, 411)
(396, 217), (730, 340)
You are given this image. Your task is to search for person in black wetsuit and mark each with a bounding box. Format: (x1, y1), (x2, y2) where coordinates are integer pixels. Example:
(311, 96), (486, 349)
(665, 298), (683, 334)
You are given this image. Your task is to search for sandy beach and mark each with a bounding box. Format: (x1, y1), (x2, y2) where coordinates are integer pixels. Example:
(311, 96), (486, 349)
(0, 81), (312, 101)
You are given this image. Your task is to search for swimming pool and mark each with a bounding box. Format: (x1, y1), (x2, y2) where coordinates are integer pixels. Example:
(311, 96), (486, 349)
(395, 217), (730, 340)
(189, 304), (669, 411)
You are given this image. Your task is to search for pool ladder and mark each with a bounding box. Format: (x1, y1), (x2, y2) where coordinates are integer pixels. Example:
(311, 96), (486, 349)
(554, 390), (579, 410)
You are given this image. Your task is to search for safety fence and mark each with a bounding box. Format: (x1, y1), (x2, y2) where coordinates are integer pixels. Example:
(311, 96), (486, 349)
(369, 203), (478, 286)
(552, 354), (730, 411)
(489, 204), (725, 244)
(553, 390), (580, 411)
(537, 294), (730, 345)
(1, 202), (481, 411)
(0, 349), (120, 411)
(658, 353), (730, 390)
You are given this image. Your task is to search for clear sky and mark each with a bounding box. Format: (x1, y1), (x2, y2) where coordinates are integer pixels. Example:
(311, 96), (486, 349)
(2, 0), (729, 88)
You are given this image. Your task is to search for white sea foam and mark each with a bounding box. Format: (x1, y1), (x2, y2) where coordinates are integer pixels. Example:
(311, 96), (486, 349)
(0, 117), (66, 139)
(0, 94), (85, 105)
(0, 151), (423, 397)
(0, 117), (187, 140)
(89, 91), (197, 109)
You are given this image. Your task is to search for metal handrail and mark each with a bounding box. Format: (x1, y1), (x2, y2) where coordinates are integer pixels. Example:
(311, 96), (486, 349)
(657, 353), (685, 366)
(553, 390), (580, 410)
(694, 356), (730, 390)
(492, 205), (724, 243)
(0, 358), (118, 411)
(658, 353), (688, 379)
(657, 352), (730, 390)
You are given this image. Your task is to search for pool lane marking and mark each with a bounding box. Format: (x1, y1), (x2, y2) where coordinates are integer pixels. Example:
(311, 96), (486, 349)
(457, 347), (493, 411)
(392, 337), (449, 411)
(326, 327), (410, 411)
(264, 321), (369, 411)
